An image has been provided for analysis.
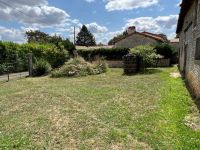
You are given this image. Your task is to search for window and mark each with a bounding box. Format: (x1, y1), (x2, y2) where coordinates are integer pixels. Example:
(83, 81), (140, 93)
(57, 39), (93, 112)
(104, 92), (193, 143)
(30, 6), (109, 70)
(195, 37), (200, 60)
(194, 0), (198, 27)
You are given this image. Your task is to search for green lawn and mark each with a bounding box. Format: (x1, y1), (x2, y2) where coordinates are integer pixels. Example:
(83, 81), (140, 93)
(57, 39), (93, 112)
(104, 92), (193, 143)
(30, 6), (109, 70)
(0, 67), (200, 149)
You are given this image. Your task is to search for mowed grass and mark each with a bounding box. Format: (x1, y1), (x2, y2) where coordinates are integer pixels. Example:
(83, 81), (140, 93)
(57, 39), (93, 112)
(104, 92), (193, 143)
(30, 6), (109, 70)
(0, 67), (200, 149)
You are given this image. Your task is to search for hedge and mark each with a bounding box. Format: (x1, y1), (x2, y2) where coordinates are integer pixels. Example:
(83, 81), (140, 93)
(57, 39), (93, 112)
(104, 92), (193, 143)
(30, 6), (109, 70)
(0, 41), (68, 75)
(155, 43), (177, 59)
(77, 48), (130, 61)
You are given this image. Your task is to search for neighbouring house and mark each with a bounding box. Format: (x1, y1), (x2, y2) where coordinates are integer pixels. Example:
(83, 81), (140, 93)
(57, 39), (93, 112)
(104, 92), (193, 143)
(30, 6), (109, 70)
(76, 45), (114, 50)
(176, 0), (200, 97)
(170, 38), (180, 51)
(114, 26), (168, 48)
(170, 38), (180, 64)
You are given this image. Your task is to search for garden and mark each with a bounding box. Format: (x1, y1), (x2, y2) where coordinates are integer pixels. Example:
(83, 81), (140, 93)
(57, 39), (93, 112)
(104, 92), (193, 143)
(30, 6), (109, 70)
(0, 29), (199, 149)
(0, 67), (200, 149)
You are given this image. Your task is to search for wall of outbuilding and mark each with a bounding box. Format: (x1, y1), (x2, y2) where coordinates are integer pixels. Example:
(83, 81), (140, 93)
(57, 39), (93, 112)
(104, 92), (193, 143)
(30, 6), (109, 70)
(179, 0), (200, 97)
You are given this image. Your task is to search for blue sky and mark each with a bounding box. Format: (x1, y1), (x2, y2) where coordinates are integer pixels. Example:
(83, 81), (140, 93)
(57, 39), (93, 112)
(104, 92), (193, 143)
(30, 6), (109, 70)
(0, 0), (181, 44)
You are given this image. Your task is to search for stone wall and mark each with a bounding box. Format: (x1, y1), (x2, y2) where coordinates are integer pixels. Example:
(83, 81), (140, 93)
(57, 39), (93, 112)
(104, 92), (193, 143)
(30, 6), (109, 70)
(106, 60), (123, 68)
(106, 59), (170, 68)
(179, 0), (200, 98)
(114, 33), (159, 48)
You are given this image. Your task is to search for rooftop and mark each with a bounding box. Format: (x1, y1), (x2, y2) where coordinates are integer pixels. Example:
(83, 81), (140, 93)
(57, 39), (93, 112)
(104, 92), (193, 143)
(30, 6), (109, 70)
(176, 0), (195, 34)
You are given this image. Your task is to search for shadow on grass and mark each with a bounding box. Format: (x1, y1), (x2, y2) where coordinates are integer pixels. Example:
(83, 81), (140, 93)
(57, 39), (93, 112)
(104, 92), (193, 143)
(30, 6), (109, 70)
(139, 68), (163, 75)
(123, 68), (163, 76)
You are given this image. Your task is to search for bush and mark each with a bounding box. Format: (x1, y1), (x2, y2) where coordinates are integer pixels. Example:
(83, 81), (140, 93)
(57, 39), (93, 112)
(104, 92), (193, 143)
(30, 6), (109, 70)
(0, 41), (69, 74)
(33, 59), (51, 76)
(155, 43), (176, 59)
(77, 48), (130, 61)
(0, 64), (7, 75)
(51, 57), (108, 78)
(20, 43), (68, 68)
(130, 45), (163, 70)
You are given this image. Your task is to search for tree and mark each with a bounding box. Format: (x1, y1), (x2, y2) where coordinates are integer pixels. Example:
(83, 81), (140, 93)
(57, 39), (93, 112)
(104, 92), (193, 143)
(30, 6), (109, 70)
(108, 30), (128, 45)
(62, 39), (75, 55)
(26, 30), (50, 44)
(76, 25), (96, 46)
(25, 31), (75, 55)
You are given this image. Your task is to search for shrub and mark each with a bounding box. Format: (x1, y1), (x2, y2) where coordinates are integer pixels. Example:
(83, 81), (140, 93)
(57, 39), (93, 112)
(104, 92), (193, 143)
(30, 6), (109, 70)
(33, 59), (51, 76)
(0, 64), (7, 75)
(20, 43), (68, 68)
(77, 48), (130, 61)
(0, 41), (69, 74)
(51, 57), (108, 78)
(130, 45), (163, 70)
(155, 43), (176, 59)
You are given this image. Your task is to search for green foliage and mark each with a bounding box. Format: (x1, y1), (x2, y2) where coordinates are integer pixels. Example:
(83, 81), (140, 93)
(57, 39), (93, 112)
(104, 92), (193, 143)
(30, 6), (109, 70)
(0, 41), (68, 74)
(0, 41), (27, 74)
(155, 43), (176, 59)
(26, 30), (50, 44)
(108, 31), (128, 45)
(25, 30), (75, 55)
(18, 43), (68, 68)
(0, 64), (7, 75)
(33, 59), (51, 76)
(76, 25), (96, 46)
(51, 57), (108, 78)
(62, 39), (75, 55)
(130, 45), (163, 70)
(77, 48), (130, 61)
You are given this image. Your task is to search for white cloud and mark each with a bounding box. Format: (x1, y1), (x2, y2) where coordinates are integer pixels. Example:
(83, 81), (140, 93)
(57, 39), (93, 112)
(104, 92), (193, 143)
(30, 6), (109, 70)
(86, 23), (108, 33)
(0, 26), (25, 43)
(105, 0), (159, 11)
(3, 0), (48, 7)
(0, 0), (70, 28)
(67, 23), (108, 44)
(124, 15), (178, 37)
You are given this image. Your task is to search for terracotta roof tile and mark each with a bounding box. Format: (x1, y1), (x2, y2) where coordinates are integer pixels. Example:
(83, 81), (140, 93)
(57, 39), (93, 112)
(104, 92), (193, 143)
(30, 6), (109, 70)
(115, 31), (166, 44)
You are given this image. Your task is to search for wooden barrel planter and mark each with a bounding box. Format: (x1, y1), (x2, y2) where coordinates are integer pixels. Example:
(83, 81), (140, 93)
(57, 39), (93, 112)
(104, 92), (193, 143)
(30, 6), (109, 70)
(123, 54), (140, 75)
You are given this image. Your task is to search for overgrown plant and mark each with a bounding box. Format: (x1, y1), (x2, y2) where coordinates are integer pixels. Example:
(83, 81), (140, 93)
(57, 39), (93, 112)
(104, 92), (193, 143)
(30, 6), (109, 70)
(51, 57), (108, 78)
(0, 41), (69, 74)
(33, 59), (51, 76)
(155, 43), (176, 59)
(130, 45), (163, 71)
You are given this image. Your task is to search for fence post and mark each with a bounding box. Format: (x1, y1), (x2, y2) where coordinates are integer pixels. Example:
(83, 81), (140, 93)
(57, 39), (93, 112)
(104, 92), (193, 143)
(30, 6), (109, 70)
(28, 53), (33, 77)
(7, 73), (9, 82)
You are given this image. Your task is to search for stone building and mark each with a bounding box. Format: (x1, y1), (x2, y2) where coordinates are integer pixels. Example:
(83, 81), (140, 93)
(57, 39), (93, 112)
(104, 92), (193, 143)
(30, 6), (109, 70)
(170, 39), (180, 51)
(177, 0), (200, 97)
(114, 26), (167, 48)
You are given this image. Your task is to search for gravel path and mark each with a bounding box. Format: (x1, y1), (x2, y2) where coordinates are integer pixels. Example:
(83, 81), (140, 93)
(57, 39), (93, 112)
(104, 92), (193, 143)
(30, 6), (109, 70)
(0, 72), (29, 82)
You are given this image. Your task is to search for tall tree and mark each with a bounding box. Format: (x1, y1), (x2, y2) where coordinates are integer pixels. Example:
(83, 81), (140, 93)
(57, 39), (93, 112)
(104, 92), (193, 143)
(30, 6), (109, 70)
(76, 25), (96, 46)
(25, 30), (50, 44)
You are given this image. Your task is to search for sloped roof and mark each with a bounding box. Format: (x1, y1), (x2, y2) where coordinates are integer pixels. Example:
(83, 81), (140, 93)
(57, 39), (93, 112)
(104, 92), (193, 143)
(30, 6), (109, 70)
(176, 0), (195, 34)
(76, 45), (114, 50)
(170, 38), (179, 43)
(115, 31), (166, 44)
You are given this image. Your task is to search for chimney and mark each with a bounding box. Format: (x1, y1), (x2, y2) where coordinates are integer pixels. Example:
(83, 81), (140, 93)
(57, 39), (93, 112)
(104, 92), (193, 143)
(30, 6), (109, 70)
(127, 26), (136, 34)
